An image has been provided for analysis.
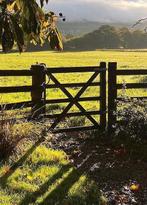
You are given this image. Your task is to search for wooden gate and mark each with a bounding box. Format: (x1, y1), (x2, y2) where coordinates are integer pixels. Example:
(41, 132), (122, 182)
(1, 62), (147, 133)
(31, 62), (107, 133)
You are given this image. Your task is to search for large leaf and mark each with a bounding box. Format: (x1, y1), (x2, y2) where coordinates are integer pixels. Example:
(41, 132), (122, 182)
(49, 28), (63, 51)
(0, 14), (14, 52)
(11, 15), (25, 52)
(0, 0), (63, 52)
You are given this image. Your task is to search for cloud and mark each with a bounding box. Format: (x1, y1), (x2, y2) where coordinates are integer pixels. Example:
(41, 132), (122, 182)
(46, 0), (147, 22)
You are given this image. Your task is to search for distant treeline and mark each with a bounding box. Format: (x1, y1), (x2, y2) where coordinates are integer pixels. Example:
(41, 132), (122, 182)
(65, 25), (147, 50)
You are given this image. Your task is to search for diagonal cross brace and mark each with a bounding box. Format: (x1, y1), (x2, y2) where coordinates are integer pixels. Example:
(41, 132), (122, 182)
(48, 71), (100, 130)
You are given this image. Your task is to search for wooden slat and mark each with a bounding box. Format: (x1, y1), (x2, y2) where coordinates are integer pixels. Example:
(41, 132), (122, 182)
(0, 101), (32, 110)
(46, 66), (106, 73)
(45, 96), (101, 104)
(46, 82), (100, 89)
(0, 70), (33, 76)
(51, 125), (99, 133)
(43, 111), (101, 119)
(49, 71), (100, 129)
(100, 62), (106, 130)
(108, 62), (117, 133)
(117, 83), (147, 89)
(117, 96), (147, 101)
(0, 86), (32, 93)
(116, 69), (147, 75)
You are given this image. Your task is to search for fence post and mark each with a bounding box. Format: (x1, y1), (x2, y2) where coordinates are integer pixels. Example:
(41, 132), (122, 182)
(100, 62), (106, 131)
(108, 62), (117, 133)
(31, 64), (46, 118)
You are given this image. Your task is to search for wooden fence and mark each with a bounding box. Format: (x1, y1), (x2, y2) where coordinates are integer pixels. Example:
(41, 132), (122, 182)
(108, 62), (147, 132)
(0, 62), (147, 133)
(0, 62), (107, 133)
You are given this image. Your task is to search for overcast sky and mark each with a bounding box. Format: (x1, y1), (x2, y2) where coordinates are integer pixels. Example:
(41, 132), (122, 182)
(46, 0), (147, 22)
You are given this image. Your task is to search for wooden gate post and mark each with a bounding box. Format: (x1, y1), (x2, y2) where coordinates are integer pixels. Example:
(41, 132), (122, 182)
(31, 64), (46, 118)
(108, 62), (117, 133)
(100, 62), (106, 131)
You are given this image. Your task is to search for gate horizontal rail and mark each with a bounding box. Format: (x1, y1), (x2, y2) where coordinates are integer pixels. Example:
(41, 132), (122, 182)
(0, 62), (107, 133)
(0, 62), (146, 133)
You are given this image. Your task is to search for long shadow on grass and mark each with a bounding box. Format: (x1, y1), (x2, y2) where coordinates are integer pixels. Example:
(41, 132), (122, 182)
(19, 153), (95, 205)
(39, 168), (83, 205)
(0, 137), (45, 188)
(19, 164), (72, 205)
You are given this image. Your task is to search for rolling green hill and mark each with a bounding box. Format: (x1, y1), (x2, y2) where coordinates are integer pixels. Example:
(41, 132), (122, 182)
(65, 25), (147, 51)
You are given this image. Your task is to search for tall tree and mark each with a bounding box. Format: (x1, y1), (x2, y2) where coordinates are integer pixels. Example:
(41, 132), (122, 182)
(0, 0), (64, 52)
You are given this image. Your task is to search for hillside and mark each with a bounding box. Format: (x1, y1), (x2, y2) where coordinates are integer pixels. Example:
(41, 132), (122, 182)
(64, 25), (147, 51)
(57, 21), (131, 36)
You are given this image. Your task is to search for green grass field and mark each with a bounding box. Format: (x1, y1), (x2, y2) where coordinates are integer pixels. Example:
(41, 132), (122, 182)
(0, 50), (146, 117)
(0, 50), (147, 204)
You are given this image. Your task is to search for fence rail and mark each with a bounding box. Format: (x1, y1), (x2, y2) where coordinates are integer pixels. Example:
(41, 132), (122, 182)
(108, 63), (147, 132)
(0, 70), (32, 76)
(0, 62), (147, 133)
(0, 62), (107, 133)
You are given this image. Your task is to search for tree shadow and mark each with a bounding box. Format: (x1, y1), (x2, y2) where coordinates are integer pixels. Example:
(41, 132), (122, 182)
(19, 153), (98, 205)
(1, 130), (147, 204)
(38, 168), (87, 205)
(0, 137), (45, 188)
(0, 131), (100, 205)
(19, 164), (72, 205)
(18, 135), (99, 204)
(51, 131), (147, 192)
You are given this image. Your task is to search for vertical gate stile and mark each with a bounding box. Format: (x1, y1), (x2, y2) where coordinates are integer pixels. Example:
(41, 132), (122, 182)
(100, 62), (106, 131)
(108, 62), (117, 133)
(31, 64), (46, 119)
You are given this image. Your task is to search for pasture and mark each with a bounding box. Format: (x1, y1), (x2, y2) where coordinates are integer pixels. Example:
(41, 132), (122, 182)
(0, 50), (146, 105)
(0, 50), (147, 204)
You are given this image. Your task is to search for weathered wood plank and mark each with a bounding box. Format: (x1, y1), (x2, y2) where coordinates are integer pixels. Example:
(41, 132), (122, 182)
(0, 70), (32, 76)
(31, 65), (46, 118)
(117, 96), (147, 101)
(108, 62), (117, 133)
(45, 96), (101, 104)
(46, 66), (106, 73)
(46, 82), (100, 89)
(0, 86), (33, 93)
(100, 62), (107, 131)
(117, 83), (147, 89)
(116, 69), (147, 75)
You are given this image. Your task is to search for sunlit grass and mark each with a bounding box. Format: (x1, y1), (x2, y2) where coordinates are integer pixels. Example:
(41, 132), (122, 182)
(0, 50), (146, 113)
(0, 50), (146, 204)
(0, 145), (100, 205)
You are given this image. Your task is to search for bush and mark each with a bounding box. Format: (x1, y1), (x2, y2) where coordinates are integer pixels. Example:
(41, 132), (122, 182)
(115, 96), (147, 141)
(0, 108), (42, 160)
